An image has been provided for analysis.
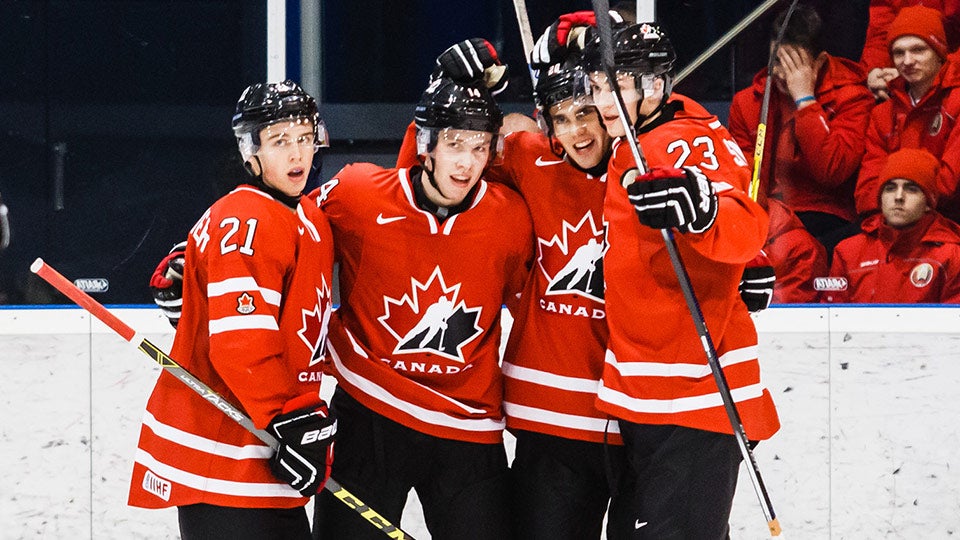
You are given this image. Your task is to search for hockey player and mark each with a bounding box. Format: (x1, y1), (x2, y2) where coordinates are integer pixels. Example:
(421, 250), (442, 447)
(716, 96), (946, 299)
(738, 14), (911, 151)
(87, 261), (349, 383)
(583, 23), (780, 538)
(311, 75), (533, 539)
(128, 81), (337, 539)
(393, 25), (628, 539)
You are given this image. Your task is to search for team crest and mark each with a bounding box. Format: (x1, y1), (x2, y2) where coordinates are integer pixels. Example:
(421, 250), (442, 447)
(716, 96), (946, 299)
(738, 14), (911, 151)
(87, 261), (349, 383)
(910, 263), (935, 288)
(539, 212), (607, 302)
(297, 276), (333, 365)
(236, 293), (255, 314)
(930, 112), (943, 136)
(378, 267), (483, 363)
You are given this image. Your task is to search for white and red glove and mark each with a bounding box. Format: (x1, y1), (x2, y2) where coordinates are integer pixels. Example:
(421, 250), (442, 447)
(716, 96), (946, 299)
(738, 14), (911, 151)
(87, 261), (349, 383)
(531, 11), (596, 68)
(149, 241), (186, 328)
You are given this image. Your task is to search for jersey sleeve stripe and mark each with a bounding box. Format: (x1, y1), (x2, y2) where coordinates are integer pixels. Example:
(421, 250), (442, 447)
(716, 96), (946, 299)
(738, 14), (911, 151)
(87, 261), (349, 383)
(504, 402), (621, 433)
(135, 449), (301, 498)
(143, 411), (272, 460)
(209, 314), (280, 334)
(605, 345), (757, 379)
(208, 277), (282, 306)
(597, 380), (766, 414)
(501, 361), (602, 393)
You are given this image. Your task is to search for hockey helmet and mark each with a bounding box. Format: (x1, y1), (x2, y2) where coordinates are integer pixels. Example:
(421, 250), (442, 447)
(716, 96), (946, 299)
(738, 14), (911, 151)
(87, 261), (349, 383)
(584, 22), (677, 96)
(414, 76), (503, 158)
(232, 80), (329, 160)
(533, 49), (596, 138)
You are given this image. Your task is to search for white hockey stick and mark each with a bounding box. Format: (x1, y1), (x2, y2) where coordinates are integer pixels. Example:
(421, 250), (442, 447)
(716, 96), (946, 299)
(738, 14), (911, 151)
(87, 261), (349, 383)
(30, 258), (415, 540)
(511, 0), (537, 85)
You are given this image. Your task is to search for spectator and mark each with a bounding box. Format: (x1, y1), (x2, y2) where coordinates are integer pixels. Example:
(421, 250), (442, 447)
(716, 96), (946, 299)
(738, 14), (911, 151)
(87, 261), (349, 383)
(861, 0), (960, 101)
(825, 148), (960, 303)
(765, 198), (829, 302)
(729, 4), (874, 258)
(856, 5), (960, 222)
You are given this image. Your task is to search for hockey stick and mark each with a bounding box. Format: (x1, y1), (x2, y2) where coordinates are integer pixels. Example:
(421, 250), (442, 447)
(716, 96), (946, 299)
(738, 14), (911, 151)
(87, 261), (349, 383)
(674, 0), (783, 85)
(510, 0), (537, 85)
(29, 258), (415, 540)
(587, 2), (782, 536)
(750, 0), (801, 201)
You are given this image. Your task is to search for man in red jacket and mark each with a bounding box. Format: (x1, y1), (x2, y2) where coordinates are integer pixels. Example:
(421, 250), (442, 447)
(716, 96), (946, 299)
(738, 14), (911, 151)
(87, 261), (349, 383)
(861, 0), (960, 100)
(729, 4), (874, 259)
(856, 5), (960, 222)
(826, 148), (960, 302)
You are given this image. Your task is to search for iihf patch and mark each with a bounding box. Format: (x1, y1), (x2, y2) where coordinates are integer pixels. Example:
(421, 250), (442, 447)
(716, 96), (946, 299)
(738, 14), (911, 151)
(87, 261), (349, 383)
(236, 292), (256, 314)
(142, 469), (171, 501)
(910, 263), (934, 288)
(813, 277), (848, 291)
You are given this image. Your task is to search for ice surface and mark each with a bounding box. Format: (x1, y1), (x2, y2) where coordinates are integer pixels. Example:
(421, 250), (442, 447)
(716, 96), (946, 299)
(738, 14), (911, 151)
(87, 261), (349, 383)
(1, 307), (958, 539)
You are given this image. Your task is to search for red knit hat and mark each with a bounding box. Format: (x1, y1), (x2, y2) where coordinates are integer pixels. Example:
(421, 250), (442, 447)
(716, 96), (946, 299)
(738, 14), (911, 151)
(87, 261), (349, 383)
(887, 5), (949, 59)
(879, 148), (940, 205)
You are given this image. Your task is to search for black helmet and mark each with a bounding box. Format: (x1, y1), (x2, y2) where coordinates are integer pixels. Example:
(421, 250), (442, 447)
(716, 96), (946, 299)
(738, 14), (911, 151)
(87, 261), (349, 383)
(584, 22), (677, 77)
(532, 48), (597, 143)
(232, 80), (328, 158)
(415, 76), (502, 133)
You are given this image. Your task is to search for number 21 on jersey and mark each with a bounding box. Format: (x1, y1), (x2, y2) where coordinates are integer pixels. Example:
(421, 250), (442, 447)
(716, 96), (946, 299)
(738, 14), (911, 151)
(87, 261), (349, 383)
(190, 208), (259, 256)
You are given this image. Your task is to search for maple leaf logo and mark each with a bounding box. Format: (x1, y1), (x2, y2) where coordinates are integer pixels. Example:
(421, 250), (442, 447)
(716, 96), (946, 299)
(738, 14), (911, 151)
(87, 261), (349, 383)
(236, 293), (255, 314)
(378, 266), (483, 363)
(297, 276), (333, 366)
(538, 212), (607, 302)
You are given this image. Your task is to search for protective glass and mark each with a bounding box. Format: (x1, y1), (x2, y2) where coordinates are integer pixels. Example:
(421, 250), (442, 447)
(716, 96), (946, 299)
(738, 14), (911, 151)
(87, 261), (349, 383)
(545, 96), (600, 136)
(416, 126), (504, 165)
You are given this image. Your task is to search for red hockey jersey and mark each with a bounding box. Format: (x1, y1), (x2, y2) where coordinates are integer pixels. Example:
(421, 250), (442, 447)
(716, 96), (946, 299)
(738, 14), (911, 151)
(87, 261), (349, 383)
(313, 164), (533, 444)
(129, 186), (335, 510)
(486, 132), (619, 444)
(597, 95), (780, 441)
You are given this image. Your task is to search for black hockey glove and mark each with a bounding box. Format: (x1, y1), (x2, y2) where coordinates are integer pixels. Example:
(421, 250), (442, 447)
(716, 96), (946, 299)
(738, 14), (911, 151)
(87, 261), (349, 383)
(267, 401), (337, 496)
(436, 38), (509, 95)
(531, 11), (596, 69)
(740, 252), (776, 312)
(624, 166), (719, 233)
(149, 241), (186, 328)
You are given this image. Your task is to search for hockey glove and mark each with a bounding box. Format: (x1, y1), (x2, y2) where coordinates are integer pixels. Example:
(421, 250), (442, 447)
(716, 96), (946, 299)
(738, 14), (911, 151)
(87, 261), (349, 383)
(436, 38), (509, 95)
(624, 166), (718, 233)
(531, 11), (596, 69)
(149, 241), (186, 328)
(740, 252), (776, 312)
(267, 399), (337, 496)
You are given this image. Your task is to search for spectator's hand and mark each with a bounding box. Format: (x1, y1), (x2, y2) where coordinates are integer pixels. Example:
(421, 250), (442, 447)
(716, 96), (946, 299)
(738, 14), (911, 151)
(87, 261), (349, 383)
(776, 45), (818, 105)
(866, 67), (898, 102)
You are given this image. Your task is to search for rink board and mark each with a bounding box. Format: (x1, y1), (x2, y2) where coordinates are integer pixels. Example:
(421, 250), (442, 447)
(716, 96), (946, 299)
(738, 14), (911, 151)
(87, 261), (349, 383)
(1, 306), (958, 539)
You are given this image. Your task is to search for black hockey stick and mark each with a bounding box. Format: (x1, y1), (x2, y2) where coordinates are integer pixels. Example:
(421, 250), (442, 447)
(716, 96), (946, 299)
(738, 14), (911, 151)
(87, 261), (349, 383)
(30, 258), (416, 540)
(587, 2), (782, 536)
(751, 0), (801, 201)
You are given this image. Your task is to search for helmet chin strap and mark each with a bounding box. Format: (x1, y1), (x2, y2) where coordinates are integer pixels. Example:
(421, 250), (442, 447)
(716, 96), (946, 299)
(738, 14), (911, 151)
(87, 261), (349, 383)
(420, 156), (453, 202)
(243, 155), (300, 209)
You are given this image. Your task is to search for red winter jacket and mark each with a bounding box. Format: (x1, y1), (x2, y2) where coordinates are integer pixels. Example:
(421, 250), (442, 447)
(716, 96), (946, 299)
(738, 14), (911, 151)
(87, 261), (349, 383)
(729, 55), (873, 222)
(764, 198), (828, 303)
(856, 57), (960, 220)
(860, 0), (960, 71)
(823, 211), (960, 303)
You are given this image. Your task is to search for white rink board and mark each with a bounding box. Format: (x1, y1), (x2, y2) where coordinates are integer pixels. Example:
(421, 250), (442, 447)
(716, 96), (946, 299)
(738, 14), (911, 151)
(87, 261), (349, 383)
(1, 305), (959, 539)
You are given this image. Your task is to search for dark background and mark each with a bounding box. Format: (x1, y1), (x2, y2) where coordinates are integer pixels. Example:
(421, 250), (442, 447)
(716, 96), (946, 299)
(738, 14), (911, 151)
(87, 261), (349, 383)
(0, 0), (869, 304)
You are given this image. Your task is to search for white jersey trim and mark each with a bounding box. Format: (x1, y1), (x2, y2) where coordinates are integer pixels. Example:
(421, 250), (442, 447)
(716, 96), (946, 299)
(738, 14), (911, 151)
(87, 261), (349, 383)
(210, 314), (279, 334)
(329, 342), (505, 433)
(597, 380), (765, 414)
(605, 345), (757, 379)
(143, 411), (273, 460)
(504, 402), (620, 433)
(134, 449), (301, 498)
(501, 361), (601, 393)
(208, 277), (282, 306)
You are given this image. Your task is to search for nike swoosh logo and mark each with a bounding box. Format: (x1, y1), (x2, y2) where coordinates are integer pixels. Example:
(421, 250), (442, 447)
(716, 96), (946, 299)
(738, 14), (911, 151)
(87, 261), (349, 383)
(535, 156), (565, 166)
(376, 213), (406, 225)
(635, 520), (648, 529)
(298, 227), (305, 235)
